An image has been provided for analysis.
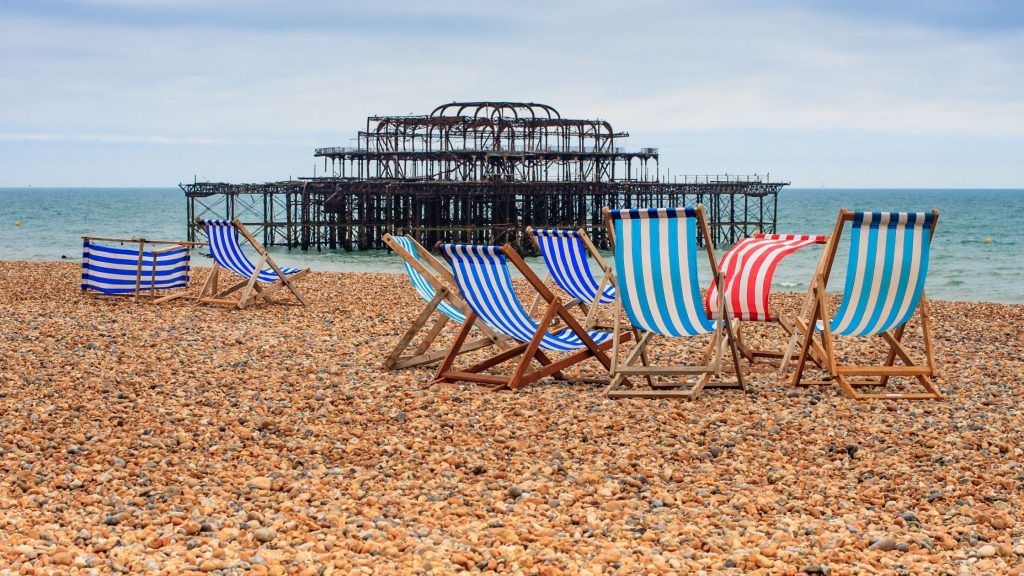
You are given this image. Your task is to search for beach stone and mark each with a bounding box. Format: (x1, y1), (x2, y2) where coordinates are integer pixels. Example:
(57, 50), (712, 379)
(977, 545), (996, 558)
(248, 477), (273, 491)
(869, 535), (897, 551)
(0, 264), (1021, 575)
(255, 528), (277, 543)
(801, 565), (831, 575)
(14, 545), (37, 559)
(50, 550), (74, 565)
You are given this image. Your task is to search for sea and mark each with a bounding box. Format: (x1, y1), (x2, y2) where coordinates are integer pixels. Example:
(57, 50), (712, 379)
(0, 188), (1021, 304)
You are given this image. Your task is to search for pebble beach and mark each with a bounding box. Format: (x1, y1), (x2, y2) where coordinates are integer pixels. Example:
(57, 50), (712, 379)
(1, 261), (1023, 575)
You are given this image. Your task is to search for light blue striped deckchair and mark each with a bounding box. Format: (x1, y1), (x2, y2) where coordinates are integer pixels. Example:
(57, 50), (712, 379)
(526, 226), (615, 328)
(81, 237), (193, 302)
(602, 205), (745, 399)
(381, 233), (504, 370)
(434, 243), (628, 391)
(195, 218), (309, 309)
(791, 209), (940, 399)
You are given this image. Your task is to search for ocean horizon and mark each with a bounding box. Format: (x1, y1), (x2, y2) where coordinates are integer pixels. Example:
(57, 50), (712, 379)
(1, 187), (1021, 304)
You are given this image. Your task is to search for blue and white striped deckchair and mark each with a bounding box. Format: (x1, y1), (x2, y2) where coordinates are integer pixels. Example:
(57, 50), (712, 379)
(196, 218), (309, 309)
(526, 227), (615, 328)
(381, 233), (503, 370)
(434, 243), (626, 391)
(792, 209), (940, 400)
(81, 237), (192, 302)
(602, 206), (745, 399)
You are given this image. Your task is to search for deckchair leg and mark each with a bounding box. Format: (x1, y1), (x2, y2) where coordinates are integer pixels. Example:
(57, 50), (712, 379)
(584, 274), (613, 329)
(385, 291), (446, 369)
(528, 275), (553, 316)
(507, 299), (561, 390)
(198, 264), (220, 301)
(237, 253), (268, 310)
(734, 323), (756, 363)
(633, 327), (654, 388)
(792, 278), (827, 388)
(605, 331), (652, 395)
(414, 315), (449, 357)
(721, 310), (747, 391)
(877, 325), (906, 388)
(433, 312), (478, 384)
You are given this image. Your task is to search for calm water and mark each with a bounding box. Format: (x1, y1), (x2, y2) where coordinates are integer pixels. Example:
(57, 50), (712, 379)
(0, 188), (1021, 303)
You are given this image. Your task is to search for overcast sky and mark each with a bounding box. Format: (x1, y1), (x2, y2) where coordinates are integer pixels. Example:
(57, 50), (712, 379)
(1, 0), (1022, 188)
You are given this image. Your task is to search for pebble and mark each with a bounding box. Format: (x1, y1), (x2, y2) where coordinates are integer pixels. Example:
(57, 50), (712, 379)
(50, 550), (74, 565)
(247, 477), (273, 491)
(0, 263), (1020, 574)
(869, 535), (897, 551)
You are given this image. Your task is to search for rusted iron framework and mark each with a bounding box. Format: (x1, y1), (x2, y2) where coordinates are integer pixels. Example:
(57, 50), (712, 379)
(182, 102), (787, 252)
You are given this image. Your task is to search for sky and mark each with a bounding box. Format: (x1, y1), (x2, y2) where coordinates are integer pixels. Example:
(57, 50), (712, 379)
(1, 0), (1022, 188)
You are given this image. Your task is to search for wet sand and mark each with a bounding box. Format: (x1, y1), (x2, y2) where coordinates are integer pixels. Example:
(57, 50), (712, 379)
(1, 261), (1022, 575)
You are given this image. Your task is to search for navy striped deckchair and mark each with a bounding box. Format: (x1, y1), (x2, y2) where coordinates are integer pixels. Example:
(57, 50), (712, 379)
(81, 237), (193, 303)
(791, 209), (940, 400)
(434, 243), (629, 391)
(526, 226), (615, 328)
(602, 205), (745, 399)
(381, 233), (504, 370)
(195, 218), (309, 309)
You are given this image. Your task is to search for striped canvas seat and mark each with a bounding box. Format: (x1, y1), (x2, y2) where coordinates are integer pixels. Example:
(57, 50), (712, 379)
(790, 209), (940, 400)
(610, 207), (716, 337)
(82, 240), (190, 295)
(440, 244), (613, 352)
(201, 219), (301, 282)
(529, 228), (615, 305)
(391, 235), (466, 323)
(826, 211), (934, 336)
(195, 218), (309, 309)
(602, 205), (745, 399)
(707, 233), (827, 321)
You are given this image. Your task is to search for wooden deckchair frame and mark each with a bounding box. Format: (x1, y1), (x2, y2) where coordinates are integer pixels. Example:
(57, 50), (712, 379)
(381, 233), (506, 369)
(526, 226), (615, 329)
(790, 209), (941, 400)
(195, 218), (310, 310)
(601, 205), (746, 399)
(433, 243), (630, 392)
(81, 236), (204, 304)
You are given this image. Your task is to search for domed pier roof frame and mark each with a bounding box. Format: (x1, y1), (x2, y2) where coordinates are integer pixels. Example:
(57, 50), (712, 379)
(316, 101), (640, 183)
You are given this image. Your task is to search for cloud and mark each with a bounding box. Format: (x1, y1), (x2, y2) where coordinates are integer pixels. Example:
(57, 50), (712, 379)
(0, 132), (281, 145)
(0, 0), (1022, 186)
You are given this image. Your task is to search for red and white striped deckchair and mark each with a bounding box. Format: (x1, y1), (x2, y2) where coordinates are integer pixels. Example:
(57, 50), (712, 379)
(705, 233), (827, 368)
